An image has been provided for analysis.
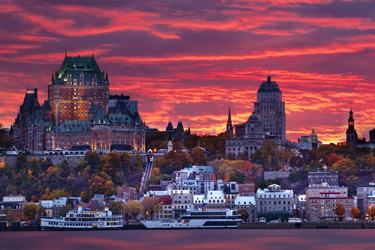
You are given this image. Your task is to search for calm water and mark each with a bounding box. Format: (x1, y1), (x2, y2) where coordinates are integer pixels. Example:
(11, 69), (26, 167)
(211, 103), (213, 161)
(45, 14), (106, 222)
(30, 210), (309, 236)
(1, 229), (375, 250)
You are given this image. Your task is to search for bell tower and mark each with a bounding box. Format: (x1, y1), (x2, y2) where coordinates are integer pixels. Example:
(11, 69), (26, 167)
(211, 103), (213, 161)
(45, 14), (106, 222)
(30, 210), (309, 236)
(346, 109), (358, 146)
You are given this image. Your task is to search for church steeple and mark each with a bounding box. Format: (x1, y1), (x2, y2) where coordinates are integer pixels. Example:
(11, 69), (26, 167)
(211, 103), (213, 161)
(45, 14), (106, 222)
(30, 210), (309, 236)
(346, 109), (358, 146)
(226, 108), (233, 132)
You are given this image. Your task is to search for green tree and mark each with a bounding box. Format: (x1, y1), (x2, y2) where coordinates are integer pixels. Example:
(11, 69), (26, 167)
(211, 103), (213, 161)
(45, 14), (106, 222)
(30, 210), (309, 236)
(23, 203), (40, 221)
(230, 170), (246, 184)
(251, 141), (278, 171)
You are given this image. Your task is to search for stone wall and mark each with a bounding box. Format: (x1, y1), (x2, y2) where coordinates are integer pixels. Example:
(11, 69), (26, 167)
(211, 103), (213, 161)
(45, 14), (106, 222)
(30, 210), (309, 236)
(264, 171), (291, 180)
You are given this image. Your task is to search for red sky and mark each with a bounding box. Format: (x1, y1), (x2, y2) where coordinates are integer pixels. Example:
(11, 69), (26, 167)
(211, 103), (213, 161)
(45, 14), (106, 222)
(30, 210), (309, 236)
(1, 0), (375, 144)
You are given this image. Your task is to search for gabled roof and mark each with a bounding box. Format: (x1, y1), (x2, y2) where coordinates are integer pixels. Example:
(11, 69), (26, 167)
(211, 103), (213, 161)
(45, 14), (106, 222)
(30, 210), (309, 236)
(134, 112), (143, 125)
(41, 100), (51, 111)
(92, 105), (109, 125)
(20, 88), (40, 113)
(114, 101), (130, 115)
(176, 122), (184, 131)
(89, 103), (97, 114)
(166, 122), (173, 131)
(108, 113), (133, 125)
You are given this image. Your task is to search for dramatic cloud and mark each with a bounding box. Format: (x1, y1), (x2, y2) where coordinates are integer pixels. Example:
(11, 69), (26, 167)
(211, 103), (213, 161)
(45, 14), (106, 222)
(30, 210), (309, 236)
(1, 0), (375, 144)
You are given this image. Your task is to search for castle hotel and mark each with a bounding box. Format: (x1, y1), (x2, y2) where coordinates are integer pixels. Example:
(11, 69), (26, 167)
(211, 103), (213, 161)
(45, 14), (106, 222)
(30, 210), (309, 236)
(13, 54), (146, 153)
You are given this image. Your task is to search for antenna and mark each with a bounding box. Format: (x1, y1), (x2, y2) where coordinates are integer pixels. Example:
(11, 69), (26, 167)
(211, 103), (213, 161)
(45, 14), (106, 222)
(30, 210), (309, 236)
(65, 45), (67, 57)
(92, 47), (94, 57)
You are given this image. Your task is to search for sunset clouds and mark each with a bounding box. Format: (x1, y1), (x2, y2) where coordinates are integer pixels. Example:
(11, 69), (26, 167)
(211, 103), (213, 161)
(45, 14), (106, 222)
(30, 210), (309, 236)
(1, 0), (375, 143)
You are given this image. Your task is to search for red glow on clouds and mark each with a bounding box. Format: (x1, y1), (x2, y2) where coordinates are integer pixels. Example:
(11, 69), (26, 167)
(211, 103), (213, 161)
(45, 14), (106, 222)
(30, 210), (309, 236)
(1, 0), (375, 144)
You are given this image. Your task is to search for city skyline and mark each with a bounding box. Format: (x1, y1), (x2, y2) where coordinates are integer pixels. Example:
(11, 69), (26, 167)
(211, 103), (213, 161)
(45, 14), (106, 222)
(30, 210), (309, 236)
(1, 0), (375, 143)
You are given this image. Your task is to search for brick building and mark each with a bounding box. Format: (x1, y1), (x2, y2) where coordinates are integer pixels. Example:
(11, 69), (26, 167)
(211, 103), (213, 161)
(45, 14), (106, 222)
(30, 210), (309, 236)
(306, 183), (354, 222)
(308, 171), (339, 187)
(13, 54), (146, 153)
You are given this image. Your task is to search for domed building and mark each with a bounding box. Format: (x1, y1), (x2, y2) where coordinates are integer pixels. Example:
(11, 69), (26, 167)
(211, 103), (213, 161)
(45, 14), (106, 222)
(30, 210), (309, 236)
(296, 129), (322, 150)
(225, 76), (286, 159)
(226, 112), (274, 158)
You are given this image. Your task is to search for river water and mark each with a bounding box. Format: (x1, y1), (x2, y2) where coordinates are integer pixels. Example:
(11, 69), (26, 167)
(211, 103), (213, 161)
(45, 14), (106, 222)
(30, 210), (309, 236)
(1, 229), (375, 249)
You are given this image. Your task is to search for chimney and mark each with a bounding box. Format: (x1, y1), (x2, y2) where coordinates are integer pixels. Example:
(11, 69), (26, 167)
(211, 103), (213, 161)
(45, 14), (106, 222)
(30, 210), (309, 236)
(267, 76), (271, 82)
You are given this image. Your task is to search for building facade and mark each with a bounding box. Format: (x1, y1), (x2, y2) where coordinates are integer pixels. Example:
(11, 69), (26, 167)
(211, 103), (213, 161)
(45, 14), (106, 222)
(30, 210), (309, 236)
(13, 55), (146, 153)
(306, 183), (354, 222)
(225, 76), (286, 158)
(256, 184), (294, 213)
(253, 76), (286, 144)
(356, 183), (375, 218)
(308, 171), (339, 187)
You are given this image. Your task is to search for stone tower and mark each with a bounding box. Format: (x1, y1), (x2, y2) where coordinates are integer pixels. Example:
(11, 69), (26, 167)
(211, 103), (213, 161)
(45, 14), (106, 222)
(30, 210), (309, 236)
(346, 109), (358, 146)
(253, 76), (286, 145)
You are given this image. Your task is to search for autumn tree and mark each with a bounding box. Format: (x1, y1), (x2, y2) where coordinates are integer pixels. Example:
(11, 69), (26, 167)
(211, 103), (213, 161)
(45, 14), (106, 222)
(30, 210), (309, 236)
(41, 189), (70, 200)
(334, 203), (346, 220)
(89, 175), (115, 197)
(142, 197), (161, 220)
(103, 152), (121, 177)
(192, 146), (205, 165)
(351, 207), (361, 219)
(367, 206), (375, 220)
(125, 200), (142, 217)
(173, 142), (183, 152)
(23, 203), (40, 221)
(332, 159), (357, 175)
(109, 201), (124, 215)
(327, 153), (342, 168)
(238, 208), (249, 221)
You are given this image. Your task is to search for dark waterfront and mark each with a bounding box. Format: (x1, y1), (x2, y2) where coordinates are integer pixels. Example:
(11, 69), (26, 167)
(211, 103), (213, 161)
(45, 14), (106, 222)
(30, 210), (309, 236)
(1, 229), (375, 250)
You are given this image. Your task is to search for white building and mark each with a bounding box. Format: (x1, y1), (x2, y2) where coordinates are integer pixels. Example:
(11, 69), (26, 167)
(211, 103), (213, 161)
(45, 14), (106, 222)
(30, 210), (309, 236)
(257, 184), (294, 213)
(3, 196), (26, 203)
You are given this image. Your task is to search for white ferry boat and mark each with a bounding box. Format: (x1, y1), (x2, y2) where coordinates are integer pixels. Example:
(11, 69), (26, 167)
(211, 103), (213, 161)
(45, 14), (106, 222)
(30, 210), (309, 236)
(141, 208), (242, 229)
(41, 205), (123, 230)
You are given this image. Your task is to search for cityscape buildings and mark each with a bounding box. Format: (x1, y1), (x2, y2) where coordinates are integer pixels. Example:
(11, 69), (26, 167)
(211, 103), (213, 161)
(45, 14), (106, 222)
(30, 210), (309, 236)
(346, 109), (375, 149)
(12, 54), (146, 153)
(306, 183), (354, 222)
(225, 76), (286, 158)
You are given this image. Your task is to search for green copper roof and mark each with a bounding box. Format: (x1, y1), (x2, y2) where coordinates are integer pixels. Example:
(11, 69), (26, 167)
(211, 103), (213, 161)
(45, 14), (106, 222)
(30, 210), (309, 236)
(54, 55), (108, 85)
(54, 120), (91, 133)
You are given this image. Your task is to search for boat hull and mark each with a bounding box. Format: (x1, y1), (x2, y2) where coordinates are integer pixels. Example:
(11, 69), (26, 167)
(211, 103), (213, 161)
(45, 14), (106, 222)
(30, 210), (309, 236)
(141, 219), (240, 229)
